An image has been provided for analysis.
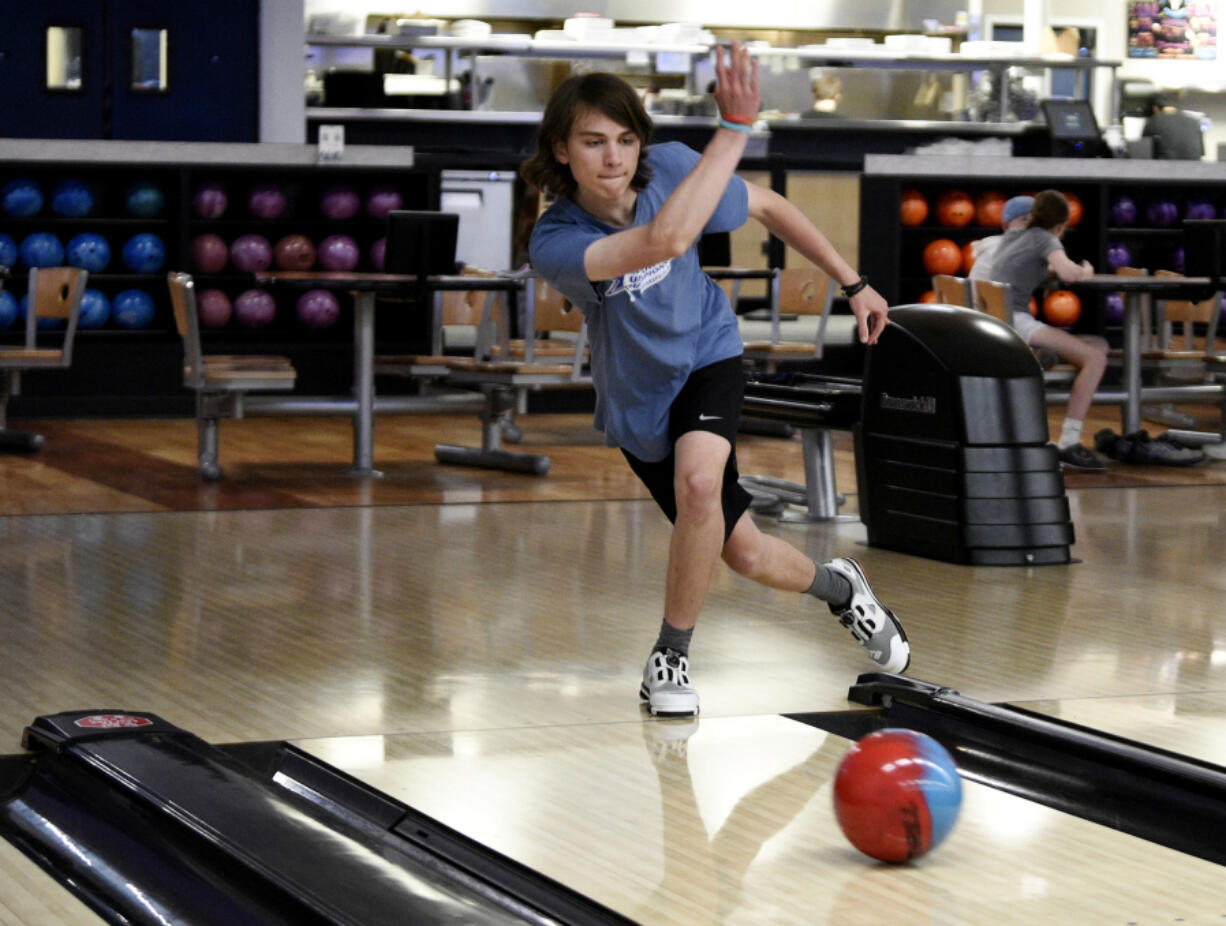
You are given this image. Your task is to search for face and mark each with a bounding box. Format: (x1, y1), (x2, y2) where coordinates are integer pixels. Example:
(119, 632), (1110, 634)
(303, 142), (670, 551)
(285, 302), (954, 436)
(553, 107), (641, 204)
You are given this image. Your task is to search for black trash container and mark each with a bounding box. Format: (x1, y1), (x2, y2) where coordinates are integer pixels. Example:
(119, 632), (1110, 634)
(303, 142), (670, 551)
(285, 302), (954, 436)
(854, 305), (1074, 565)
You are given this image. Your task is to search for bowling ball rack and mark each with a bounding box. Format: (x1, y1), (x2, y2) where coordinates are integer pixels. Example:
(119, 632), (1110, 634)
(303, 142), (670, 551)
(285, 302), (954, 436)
(791, 673), (1226, 867)
(0, 710), (633, 925)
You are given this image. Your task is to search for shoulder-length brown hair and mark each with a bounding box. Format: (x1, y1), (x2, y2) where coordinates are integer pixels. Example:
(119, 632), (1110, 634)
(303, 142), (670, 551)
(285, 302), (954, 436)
(520, 72), (654, 198)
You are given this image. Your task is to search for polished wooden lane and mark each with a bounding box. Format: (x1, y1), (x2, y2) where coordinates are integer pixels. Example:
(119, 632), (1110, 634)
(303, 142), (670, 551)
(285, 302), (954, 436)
(1, 406), (1226, 923)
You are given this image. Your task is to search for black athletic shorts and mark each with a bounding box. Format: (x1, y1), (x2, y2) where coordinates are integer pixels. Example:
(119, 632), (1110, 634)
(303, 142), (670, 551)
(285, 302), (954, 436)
(622, 355), (753, 543)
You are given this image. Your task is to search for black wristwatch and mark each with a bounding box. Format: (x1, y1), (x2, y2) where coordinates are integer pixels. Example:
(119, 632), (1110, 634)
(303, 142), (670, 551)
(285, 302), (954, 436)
(841, 275), (869, 298)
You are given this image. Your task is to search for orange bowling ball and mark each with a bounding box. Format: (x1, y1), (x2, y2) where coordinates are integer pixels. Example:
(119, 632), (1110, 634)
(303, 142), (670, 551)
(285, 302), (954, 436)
(1029, 297), (1038, 317)
(1064, 191), (1083, 227)
(900, 189), (929, 227)
(919, 289), (938, 303)
(1043, 290), (1081, 326)
(975, 191), (1006, 227)
(961, 240), (977, 274)
(922, 238), (963, 276)
(935, 190), (975, 227)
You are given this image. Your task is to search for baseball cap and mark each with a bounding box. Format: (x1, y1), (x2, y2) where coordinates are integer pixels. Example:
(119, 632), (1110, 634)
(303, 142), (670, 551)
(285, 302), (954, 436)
(1001, 195), (1034, 225)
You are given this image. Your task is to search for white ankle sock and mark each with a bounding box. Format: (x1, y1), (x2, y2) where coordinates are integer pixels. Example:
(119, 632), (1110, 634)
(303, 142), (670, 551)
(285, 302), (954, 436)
(1058, 418), (1084, 450)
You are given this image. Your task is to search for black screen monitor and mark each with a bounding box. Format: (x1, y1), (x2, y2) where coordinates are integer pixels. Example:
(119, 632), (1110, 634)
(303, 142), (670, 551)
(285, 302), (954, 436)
(385, 210), (459, 278)
(1041, 98), (1101, 141)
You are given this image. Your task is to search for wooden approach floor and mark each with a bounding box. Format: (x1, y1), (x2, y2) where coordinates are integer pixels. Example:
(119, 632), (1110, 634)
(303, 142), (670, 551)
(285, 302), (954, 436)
(2, 402), (1226, 924)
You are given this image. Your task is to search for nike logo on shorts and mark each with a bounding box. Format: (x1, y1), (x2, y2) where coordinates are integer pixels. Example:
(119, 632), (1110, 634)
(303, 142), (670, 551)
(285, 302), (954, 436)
(698, 413), (722, 421)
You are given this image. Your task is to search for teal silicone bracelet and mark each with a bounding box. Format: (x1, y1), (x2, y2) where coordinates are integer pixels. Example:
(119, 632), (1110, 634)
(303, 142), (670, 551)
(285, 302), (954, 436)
(718, 118), (754, 134)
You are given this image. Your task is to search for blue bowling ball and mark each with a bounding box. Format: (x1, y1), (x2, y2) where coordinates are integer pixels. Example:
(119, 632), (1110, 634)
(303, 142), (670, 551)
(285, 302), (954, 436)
(65, 233), (111, 273)
(78, 289), (111, 329)
(50, 179), (95, 217)
(121, 233), (166, 273)
(0, 291), (17, 330)
(1, 178), (43, 217)
(0, 233), (16, 269)
(125, 181), (165, 217)
(19, 232), (64, 268)
(112, 288), (156, 329)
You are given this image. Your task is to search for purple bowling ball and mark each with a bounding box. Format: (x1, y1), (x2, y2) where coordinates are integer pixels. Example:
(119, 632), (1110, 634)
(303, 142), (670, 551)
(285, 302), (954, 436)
(193, 182), (228, 219)
(229, 233), (273, 273)
(296, 289), (340, 329)
(1104, 292), (1125, 324)
(198, 289), (233, 328)
(233, 288), (276, 328)
(1110, 195), (1138, 227)
(319, 184), (360, 220)
(1146, 198), (1179, 228)
(370, 236), (387, 271)
(317, 234), (360, 271)
(1171, 246), (1186, 272)
(1185, 199), (1217, 221)
(192, 233), (229, 274)
(248, 182), (287, 220)
(1106, 242), (1132, 270)
(365, 185), (403, 220)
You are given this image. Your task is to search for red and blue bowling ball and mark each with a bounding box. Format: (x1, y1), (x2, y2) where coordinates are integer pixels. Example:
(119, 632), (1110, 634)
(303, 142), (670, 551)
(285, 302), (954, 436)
(833, 729), (962, 864)
(78, 289), (111, 329)
(0, 233), (17, 269)
(192, 182), (228, 219)
(317, 234), (360, 271)
(66, 233), (111, 273)
(121, 233), (166, 273)
(273, 234), (316, 271)
(50, 179), (95, 217)
(19, 232), (64, 269)
(1106, 241), (1133, 270)
(2, 178), (43, 217)
(197, 289), (233, 328)
(248, 182), (288, 220)
(296, 289), (340, 329)
(229, 234), (273, 273)
(125, 182), (165, 218)
(192, 233), (229, 274)
(234, 289), (276, 328)
(319, 184), (360, 220)
(0, 291), (17, 330)
(112, 289), (156, 329)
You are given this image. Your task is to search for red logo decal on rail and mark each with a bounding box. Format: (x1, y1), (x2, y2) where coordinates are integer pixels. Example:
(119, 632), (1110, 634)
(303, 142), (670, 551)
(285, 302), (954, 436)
(74, 714), (154, 729)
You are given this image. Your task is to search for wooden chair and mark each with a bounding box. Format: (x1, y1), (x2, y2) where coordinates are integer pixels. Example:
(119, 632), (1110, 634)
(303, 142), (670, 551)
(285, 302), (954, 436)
(932, 274), (972, 307)
(741, 267), (839, 365)
(166, 271), (297, 480)
(0, 266), (87, 451)
(973, 279), (1077, 385)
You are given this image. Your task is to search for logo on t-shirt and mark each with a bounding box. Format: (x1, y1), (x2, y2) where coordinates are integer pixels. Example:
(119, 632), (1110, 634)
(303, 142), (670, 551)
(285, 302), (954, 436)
(606, 260), (671, 299)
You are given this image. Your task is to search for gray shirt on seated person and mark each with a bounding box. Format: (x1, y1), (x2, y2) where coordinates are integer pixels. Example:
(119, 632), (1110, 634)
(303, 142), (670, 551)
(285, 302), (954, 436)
(986, 226), (1063, 318)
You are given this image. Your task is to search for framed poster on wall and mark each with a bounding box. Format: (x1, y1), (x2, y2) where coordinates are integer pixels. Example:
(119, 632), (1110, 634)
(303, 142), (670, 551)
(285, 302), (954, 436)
(1128, 0), (1217, 59)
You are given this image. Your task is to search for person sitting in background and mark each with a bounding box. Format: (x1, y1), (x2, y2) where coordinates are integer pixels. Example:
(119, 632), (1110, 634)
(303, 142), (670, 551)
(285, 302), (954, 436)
(988, 189), (1109, 472)
(969, 195), (1034, 283)
(802, 74), (842, 118)
(1143, 94), (1204, 160)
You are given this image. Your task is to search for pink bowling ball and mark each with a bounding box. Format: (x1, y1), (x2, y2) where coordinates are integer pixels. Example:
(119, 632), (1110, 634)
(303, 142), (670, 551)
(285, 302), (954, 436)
(192, 233), (228, 274)
(317, 234), (360, 271)
(365, 185), (403, 220)
(296, 289), (341, 329)
(193, 182), (228, 219)
(197, 289), (232, 328)
(319, 184), (360, 220)
(233, 288), (276, 328)
(229, 233), (273, 273)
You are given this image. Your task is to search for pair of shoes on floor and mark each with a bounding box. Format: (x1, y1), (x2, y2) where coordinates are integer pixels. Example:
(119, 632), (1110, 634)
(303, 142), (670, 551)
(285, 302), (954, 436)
(1058, 442), (1109, 471)
(1093, 428), (1205, 467)
(638, 558), (911, 718)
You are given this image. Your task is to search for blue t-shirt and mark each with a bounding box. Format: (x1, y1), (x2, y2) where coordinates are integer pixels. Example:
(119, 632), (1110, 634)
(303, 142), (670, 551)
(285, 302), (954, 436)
(529, 141), (749, 461)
